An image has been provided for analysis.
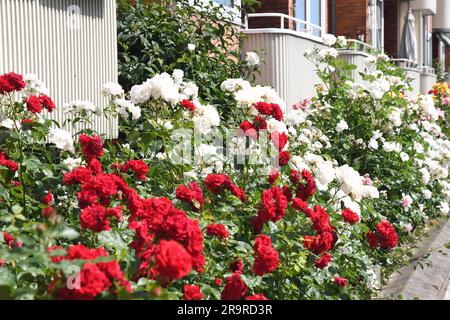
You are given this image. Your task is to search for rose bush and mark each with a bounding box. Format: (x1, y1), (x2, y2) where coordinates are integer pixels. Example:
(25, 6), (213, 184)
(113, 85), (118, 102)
(0, 34), (448, 300)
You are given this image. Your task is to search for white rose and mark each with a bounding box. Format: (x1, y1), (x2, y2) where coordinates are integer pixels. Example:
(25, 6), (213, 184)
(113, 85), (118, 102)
(322, 33), (337, 46)
(187, 43), (196, 51)
(336, 120), (349, 133)
(245, 52), (260, 66)
(49, 128), (74, 153)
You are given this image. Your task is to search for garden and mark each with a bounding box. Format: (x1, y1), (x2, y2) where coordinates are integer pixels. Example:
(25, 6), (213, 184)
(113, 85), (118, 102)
(0, 0), (449, 300)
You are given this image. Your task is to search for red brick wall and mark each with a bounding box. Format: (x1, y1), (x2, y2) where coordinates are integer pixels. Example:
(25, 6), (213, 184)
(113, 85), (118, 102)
(249, 0), (294, 29)
(383, 0), (399, 58)
(334, 0), (368, 41)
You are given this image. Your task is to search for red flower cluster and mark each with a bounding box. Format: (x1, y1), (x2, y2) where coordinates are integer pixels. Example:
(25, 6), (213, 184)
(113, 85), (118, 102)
(0, 151), (19, 172)
(183, 284), (203, 300)
(0, 72), (26, 94)
(179, 99), (196, 112)
(293, 196), (336, 257)
(3, 232), (22, 249)
(154, 240), (193, 281)
(120, 160), (149, 180)
(314, 252), (332, 269)
(296, 169), (316, 201)
(366, 220), (398, 249)
(50, 244), (131, 300)
(230, 258), (244, 274)
(204, 174), (246, 203)
(80, 204), (122, 232)
(175, 182), (204, 210)
(252, 186), (288, 234)
(252, 235), (279, 276)
(206, 223), (230, 240)
(79, 134), (104, 163)
(127, 195), (205, 280)
(333, 276), (348, 287)
(25, 95), (56, 114)
(268, 169), (279, 185)
(341, 208), (360, 224)
(253, 102), (283, 121)
(221, 273), (248, 300)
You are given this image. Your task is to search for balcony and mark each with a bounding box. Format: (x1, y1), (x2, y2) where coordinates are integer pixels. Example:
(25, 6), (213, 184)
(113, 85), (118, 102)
(242, 13), (326, 110)
(411, 0), (437, 15)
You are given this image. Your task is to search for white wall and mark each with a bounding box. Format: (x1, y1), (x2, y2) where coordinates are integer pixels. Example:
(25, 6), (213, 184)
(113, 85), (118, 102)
(0, 0), (118, 138)
(243, 31), (325, 111)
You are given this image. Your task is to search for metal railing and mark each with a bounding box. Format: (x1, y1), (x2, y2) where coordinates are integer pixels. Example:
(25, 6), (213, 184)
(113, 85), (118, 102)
(340, 39), (378, 55)
(418, 65), (436, 75)
(390, 58), (418, 69)
(244, 13), (323, 38)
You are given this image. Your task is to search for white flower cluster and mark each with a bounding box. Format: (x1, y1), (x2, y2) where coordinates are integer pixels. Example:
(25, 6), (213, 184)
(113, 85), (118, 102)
(63, 100), (99, 115)
(23, 73), (49, 96)
(221, 78), (286, 112)
(49, 128), (74, 153)
(130, 69), (199, 105)
(114, 98), (141, 120)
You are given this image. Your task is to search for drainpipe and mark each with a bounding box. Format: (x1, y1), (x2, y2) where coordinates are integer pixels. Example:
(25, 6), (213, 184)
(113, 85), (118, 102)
(331, 0), (336, 35)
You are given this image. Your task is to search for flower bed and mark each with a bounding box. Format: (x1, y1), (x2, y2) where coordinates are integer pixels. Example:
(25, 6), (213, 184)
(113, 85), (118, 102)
(0, 31), (449, 300)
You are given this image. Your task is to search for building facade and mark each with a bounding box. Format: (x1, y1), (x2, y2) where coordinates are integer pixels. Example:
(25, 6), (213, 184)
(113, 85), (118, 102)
(243, 0), (450, 109)
(0, 0), (118, 138)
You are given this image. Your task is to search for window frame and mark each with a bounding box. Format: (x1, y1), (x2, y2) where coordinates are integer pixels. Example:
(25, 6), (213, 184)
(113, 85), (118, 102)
(295, 0), (326, 37)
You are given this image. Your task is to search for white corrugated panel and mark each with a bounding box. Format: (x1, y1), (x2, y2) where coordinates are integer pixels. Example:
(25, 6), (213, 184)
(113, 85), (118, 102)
(0, 0), (118, 138)
(243, 31), (325, 112)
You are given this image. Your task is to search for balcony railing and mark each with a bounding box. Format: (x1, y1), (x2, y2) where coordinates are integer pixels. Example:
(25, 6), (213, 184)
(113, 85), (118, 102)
(244, 13), (323, 39)
(418, 65), (436, 75)
(339, 39), (378, 55)
(390, 58), (418, 69)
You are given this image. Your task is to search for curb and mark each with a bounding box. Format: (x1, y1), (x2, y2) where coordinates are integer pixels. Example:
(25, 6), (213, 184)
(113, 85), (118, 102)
(379, 217), (450, 300)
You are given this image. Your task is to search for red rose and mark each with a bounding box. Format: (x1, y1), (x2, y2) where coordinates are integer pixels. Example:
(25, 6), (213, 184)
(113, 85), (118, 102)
(0, 72), (26, 93)
(206, 223), (230, 240)
(315, 252), (332, 269)
(176, 182), (204, 210)
(42, 206), (55, 218)
(214, 278), (223, 286)
(253, 101), (273, 116)
(221, 273), (247, 300)
(120, 159), (148, 180)
(342, 208), (360, 224)
(271, 104), (283, 121)
(253, 116), (267, 130)
(296, 169), (316, 201)
(204, 174), (230, 193)
(292, 198), (313, 217)
(42, 191), (54, 206)
(270, 132), (288, 151)
(229, 258), (244, 274)
(376, 220), (398, 249)
(26, 95), (43, 113)
(268, 169), (279, 185)
(183, 284), (203, 300)
(310, 205), (333, 234)
(245, 294), (268, 300)
(3, 232), (22, 249)
(333, 276), (348, 287)
(39, 95), (56, 112)
(252, 234), (279, 276)
(366, 231), (379, 248)
(79, 134), (104, 162)
(80, 204), (115, 232)
(0, 151), (19, 172)
(278, 151), (290, 166)
(179, 99), (196, 111)
(154, 240), (192, 281)
(227, 183), (246, 203)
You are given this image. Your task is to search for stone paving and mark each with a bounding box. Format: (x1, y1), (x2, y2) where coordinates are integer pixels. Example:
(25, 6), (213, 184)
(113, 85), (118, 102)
(380, 217), (450, 300)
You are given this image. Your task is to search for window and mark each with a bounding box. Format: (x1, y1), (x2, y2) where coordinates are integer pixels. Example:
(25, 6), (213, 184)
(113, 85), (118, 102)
(295, 0), (325, 37)
(213, 0), (234, 6)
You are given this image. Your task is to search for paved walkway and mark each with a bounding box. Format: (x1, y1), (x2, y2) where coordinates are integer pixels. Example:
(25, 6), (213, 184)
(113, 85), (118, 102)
(380, 217), (450, 300)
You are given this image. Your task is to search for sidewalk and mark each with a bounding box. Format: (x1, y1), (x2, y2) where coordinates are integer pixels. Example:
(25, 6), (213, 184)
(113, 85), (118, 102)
(380, 217), (450, 300)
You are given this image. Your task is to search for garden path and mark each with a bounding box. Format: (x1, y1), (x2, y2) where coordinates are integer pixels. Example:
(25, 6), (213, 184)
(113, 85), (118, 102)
(380, 217), (450, 300)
